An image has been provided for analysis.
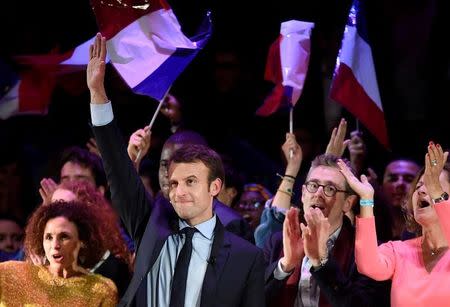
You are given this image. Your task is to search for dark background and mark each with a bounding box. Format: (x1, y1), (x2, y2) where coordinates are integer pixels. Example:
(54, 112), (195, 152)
(1, 0), (449, 216)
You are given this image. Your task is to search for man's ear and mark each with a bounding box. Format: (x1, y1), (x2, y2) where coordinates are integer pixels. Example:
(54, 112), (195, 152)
(343, 194), (358, 213)
(210, 178), (222, 197)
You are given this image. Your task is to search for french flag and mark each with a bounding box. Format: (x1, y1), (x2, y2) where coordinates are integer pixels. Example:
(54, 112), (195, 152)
(257, 20), (314, 116)
(330, 0), (389, 148)
(0, 59), (55, 119)
(91, 0), (211, 101)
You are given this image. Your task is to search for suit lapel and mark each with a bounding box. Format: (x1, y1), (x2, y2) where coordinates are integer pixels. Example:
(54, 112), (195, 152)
(200, 219), (230, 307)
(120, 202), (178, 306)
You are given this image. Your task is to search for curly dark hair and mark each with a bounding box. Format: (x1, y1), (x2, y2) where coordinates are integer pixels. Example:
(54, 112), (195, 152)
(24, 200), (106, 269)
(403, 161), (450, 235)
(56, 181), (132, 268)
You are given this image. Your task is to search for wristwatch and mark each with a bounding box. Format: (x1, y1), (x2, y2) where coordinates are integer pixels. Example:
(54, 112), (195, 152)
(312, 256), (329, 270)
(432, 192), (449, 204)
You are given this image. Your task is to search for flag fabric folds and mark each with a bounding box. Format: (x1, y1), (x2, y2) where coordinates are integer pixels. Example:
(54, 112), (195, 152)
(257, 20), (314, 116)
(330, 0), (389, 148)
(0, 59), (55, 119)
(90, 0), (212, 101)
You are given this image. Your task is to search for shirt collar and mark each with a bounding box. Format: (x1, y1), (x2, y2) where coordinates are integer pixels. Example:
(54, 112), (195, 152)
(179, 214), (216, 240)
(327, 226), (341, 248)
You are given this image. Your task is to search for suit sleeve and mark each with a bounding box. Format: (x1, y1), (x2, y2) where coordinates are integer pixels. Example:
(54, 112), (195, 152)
(240, 249), (266, 307)
(263, 232), (290, 304)
(92, 120), (151, 246)
(311, 257), (391, 307)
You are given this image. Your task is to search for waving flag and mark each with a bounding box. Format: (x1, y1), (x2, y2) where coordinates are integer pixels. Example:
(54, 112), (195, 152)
(330, 0), (389, 148)
(90, 0), (211, 101)
(0, 59), (55, 119)
(257, 20), (314, 116)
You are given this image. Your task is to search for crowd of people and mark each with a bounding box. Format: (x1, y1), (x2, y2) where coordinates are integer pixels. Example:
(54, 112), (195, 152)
(0, 33), (449, 307)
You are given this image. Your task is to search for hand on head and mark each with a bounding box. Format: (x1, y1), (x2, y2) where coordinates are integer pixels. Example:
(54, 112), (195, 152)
(337, 159), (374, 200)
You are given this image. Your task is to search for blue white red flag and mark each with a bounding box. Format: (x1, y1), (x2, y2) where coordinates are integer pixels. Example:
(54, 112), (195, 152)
(0, 59), (55, 119)
(330, 0), (389, 148)
(257, 20), (314, 116)
(90, 0), (211, 101)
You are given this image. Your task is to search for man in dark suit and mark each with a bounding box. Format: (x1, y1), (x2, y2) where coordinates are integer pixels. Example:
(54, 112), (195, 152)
(87, 33), (264, 307)
(127, 127), (253, 242)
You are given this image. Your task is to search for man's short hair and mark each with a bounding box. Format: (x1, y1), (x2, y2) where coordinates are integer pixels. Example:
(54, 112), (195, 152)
(170, 144), (225, 184)
(309, 154), (356, 195)
(58, 146), (106, 188)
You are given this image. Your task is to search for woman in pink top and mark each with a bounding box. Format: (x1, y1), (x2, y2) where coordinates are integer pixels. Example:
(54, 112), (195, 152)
(337, 143), (450, 307)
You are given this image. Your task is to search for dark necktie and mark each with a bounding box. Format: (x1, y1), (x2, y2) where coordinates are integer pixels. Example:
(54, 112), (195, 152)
(169, 227), (197, 307)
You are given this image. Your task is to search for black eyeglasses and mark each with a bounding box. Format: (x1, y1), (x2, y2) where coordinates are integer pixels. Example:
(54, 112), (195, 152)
(304, 181), (348, 197)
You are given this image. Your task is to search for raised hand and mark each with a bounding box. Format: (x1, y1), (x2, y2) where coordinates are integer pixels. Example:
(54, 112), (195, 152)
(300, 207), (330, 267)
(86, 137), (101, 157)
(423, 142), (449, 199)
(39, 178), (58, 205)
(281, 133), (302, 177)
(280, 207), (304, 272)
(127, 127), (151, 167)
(325, 118), (350, 157)
(348, 130), (366, 175)
(87, 33), (108, 103)
(337, 159), (374, 200)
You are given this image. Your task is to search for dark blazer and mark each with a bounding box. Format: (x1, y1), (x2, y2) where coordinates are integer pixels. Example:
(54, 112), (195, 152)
(264, 217), (390, 307)
(93, 121), (265, 307)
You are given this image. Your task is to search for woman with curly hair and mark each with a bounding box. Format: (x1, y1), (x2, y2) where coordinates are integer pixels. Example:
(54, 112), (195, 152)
(0, 200), (118, 306)
(50, 180), (133, 296)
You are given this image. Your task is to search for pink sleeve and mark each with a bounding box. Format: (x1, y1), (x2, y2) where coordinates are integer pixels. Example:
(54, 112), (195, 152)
(434, 200), (450, 243)
(355, 216), (396, 281)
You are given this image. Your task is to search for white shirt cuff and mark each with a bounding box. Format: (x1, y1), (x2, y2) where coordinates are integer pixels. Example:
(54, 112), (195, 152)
(273, 259), (293, 280)
(90, 102), (113, 126)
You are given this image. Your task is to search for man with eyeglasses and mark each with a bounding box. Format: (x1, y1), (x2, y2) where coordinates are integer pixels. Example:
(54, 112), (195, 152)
(264, 133), (390, 307)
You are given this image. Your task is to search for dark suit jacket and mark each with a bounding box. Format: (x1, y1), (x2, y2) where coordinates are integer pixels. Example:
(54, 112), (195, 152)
(93, 120), (265, 307)
(264, 217), (390, 307)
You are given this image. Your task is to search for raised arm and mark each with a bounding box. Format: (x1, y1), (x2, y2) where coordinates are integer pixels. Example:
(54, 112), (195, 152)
(127, 126), (151, 170)
(338, 160), (395, 280)
(87, 33), (151, 244)
(271, 133), (302, 210)
(424, 143), (450, 241)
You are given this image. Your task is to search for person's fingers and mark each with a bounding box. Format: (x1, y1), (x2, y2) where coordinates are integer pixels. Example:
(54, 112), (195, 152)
(360, 174), (369, 184)
(89, 44), (94, 59)
(39, 188), (46, 200)
(367, 167), (378, 181)
(343, 139), (351, 150)
(99, 34), (106, 60)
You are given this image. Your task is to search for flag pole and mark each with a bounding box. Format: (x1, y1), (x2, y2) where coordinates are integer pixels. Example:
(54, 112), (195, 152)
(289, 106), (294, 158)
(135, 86), (172, 162)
